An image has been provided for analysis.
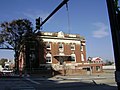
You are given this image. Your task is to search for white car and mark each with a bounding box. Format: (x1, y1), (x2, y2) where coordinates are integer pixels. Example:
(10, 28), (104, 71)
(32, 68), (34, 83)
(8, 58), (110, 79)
(1, 69), (13, 76)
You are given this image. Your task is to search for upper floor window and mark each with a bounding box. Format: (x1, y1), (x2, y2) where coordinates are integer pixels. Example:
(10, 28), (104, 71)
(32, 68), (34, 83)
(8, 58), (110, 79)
(71, 44), (75, 50)
(59, 43), (63, 48)
(46, 42), (51, 50)
(59, 43), (64, 52)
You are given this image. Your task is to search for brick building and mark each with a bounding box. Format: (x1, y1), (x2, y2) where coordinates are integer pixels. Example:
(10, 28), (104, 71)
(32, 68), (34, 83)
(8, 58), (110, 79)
(39, 31), (103, 75)
(18, 31), (103, 75)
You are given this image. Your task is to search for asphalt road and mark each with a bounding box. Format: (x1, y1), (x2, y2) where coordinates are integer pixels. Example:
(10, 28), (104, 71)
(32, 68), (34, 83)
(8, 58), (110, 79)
(0, 75), (117, 90)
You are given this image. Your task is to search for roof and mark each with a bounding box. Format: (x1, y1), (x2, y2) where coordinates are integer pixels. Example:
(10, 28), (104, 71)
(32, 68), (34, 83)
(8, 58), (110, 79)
(39, 31), (85, 40)
(92, 57), (103, 61)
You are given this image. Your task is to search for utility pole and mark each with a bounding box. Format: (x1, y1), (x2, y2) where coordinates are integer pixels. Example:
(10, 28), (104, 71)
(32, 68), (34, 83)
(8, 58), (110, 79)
(106, 0), (120, 89)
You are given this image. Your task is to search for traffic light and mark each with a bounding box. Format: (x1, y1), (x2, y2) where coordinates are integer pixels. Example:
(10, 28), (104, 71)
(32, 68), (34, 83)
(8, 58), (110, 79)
(36, 17), (40, 30)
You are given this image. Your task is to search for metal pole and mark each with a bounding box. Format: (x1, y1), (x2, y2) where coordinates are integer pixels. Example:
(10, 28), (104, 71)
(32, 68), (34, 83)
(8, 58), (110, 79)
(106, 0), (120, 89)
(40, 0), (69, 26)
(34, 0), (69, 33)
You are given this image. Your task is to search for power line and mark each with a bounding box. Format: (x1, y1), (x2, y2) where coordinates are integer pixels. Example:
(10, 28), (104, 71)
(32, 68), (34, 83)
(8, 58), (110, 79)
(66, 2), (71, 34)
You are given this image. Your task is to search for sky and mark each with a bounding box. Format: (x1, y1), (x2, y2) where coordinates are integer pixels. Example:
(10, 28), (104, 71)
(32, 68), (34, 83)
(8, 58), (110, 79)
(0, 0), (118, 61)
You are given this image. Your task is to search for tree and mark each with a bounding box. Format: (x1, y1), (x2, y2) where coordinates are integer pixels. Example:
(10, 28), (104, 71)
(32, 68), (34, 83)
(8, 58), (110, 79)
(0, 19), (33, 49)
(0, 58), (8, 67)
(0, 19), (33, 73)
(87, 57), (93, 63)
(0, 19), (45, 73)
(105, 60), (114, 65)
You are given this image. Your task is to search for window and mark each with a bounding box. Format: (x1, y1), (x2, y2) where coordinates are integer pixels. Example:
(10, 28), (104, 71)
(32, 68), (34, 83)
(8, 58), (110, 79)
(46, 53), (52, 63)
(59, 43), (64, 52)
(71, 53), (76, 62)
(46, 57), (52, 63)
(46, 42), (51, 50)
(71, 56), (75, 61)
(71, 44), (75, 50)
(59, 43), (63, 48)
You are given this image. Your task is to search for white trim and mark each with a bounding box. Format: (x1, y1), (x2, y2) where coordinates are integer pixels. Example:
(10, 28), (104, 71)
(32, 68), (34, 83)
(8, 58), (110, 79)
(69, 34), (76, 37)
(71, 44), (75, 50)
(81, 43), (86, 46)
(58, 31), (64, 38)
(59, 43), (64, 52)
(42, 38), (81, 44)
(46, 53), (52, 63)
(81, 53), (84, 61)
(41, 36), (81, 40)
(46, 42), (51, 50)
(44, 32), (53, 35)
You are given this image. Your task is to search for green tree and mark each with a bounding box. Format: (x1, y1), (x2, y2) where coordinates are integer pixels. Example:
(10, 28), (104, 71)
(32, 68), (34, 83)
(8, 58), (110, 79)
(0, 19), (33, 49)
(0, 19), (45, 73)
(0, 58), (8, 67)
(105, 60), (114, 65)
(0, 19), (33, 72)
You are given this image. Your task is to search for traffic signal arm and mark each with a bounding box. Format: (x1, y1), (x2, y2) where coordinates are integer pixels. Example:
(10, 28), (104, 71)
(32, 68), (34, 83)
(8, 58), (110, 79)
(34, 0), (69, 33)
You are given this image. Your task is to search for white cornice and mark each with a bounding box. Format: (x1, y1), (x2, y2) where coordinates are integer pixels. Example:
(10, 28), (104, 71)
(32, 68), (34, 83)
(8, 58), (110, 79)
(40, 36), (81, 41)
(42, 38), (81, 44)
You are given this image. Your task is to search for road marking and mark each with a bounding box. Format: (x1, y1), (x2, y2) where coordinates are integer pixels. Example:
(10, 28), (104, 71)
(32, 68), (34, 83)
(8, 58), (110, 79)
(25, 78), (41, 85)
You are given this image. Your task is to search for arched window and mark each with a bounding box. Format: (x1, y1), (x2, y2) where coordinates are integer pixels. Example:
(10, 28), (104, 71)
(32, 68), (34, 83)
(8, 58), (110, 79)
(46, 53), (52, 63)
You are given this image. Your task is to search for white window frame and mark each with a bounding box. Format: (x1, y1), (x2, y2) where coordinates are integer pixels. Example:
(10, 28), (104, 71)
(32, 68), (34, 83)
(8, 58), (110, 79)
(59, 43), (64, 52)
(46, 42), (51, 50)
(46, 53), (52, 63)
(71, 44), (75, 50)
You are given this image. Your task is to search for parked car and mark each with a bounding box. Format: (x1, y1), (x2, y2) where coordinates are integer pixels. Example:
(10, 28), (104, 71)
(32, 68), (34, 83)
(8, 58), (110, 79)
(1, 69), (13, 76)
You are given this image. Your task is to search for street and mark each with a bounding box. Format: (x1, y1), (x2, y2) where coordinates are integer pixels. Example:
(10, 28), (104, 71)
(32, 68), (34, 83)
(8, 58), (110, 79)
(0, 74), (117, 90)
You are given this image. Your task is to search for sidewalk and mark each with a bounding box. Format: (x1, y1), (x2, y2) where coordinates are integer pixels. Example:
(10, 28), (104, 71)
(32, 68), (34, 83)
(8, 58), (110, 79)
(29, 74), (117, 90)
(53, 72), (115, 80)
(47, 72), (116, 85)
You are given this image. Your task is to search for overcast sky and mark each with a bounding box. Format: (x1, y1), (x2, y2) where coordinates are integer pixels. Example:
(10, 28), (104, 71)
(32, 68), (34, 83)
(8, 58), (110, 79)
(0, 0), (119, 61)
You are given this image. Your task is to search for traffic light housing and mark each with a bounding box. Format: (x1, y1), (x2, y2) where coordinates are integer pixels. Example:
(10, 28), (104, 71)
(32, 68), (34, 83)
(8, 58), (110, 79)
(36, 17), (40, 30)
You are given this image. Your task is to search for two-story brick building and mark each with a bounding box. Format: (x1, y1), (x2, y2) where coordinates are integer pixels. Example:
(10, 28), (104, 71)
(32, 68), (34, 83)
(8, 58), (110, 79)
(19, 31), (103, 75)
(39, 31), (103, 75)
